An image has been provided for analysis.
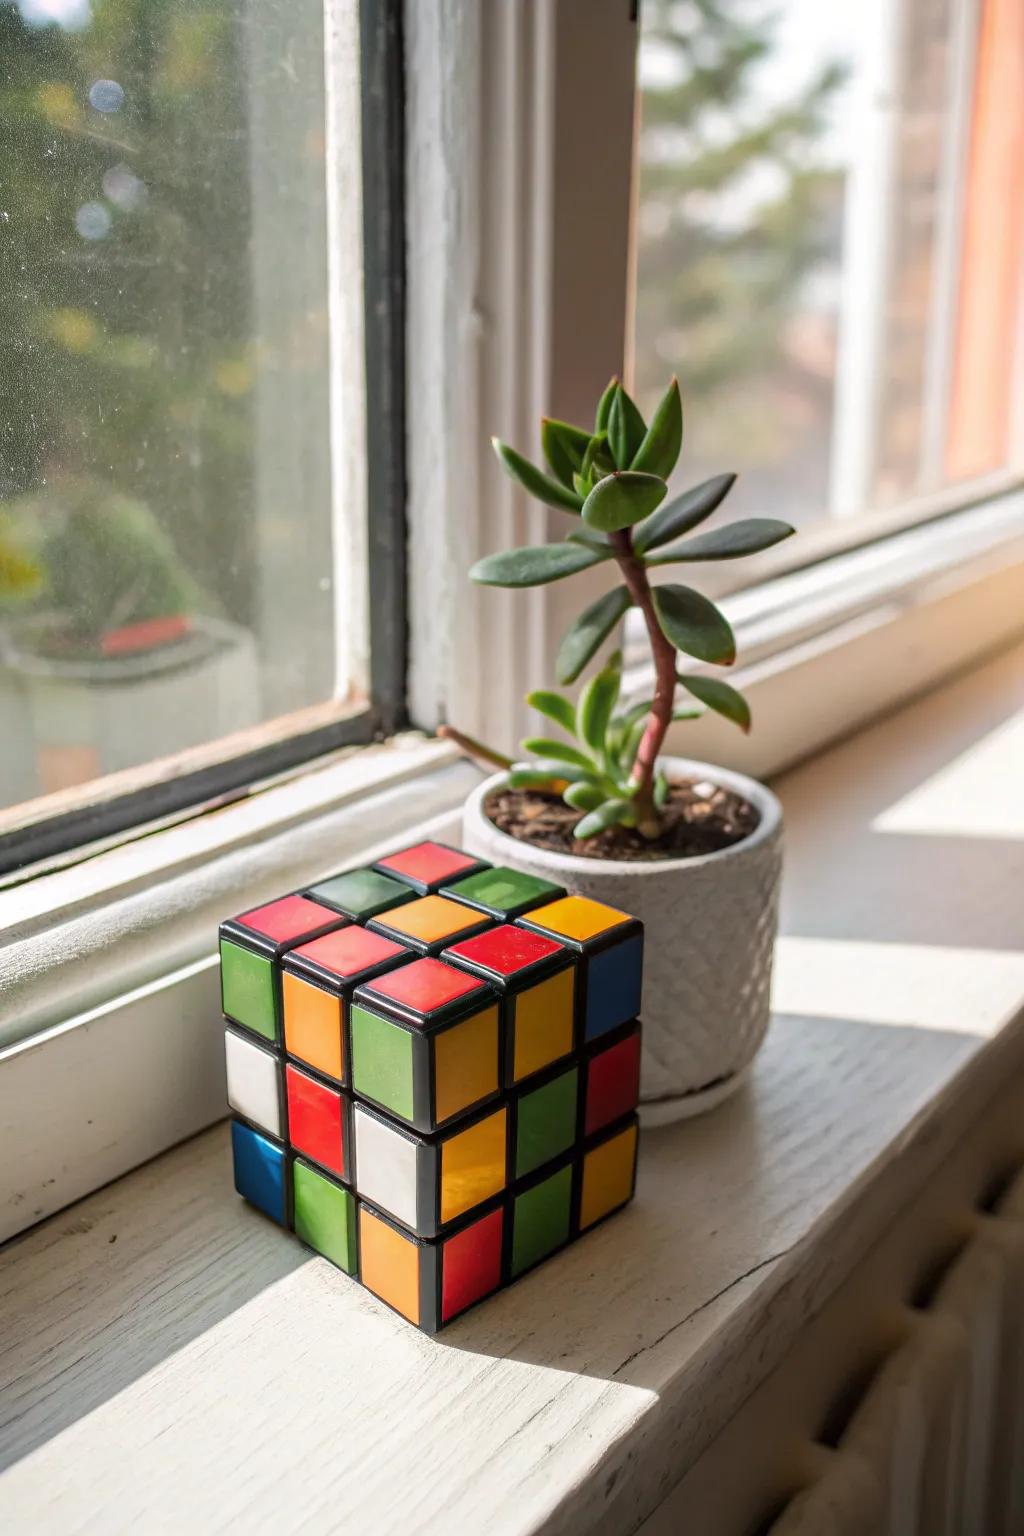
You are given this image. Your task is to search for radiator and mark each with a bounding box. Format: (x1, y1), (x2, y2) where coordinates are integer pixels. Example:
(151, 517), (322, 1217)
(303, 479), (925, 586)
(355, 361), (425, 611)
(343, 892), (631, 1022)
(770, 1173), (1024, 1536)
(638, 1129), (1024, 1536)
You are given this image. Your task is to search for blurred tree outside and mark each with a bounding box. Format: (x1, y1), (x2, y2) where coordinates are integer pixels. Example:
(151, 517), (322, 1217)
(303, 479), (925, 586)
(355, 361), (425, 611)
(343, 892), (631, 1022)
(634, 0), (848, 523)
(0, 0), (257, 644)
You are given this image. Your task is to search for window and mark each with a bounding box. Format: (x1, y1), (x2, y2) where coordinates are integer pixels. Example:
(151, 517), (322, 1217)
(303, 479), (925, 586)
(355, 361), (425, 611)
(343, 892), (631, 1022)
(5, 0), (1024, 1240)
(632, 0), (1024, 545)
(0, 0), (404, 872)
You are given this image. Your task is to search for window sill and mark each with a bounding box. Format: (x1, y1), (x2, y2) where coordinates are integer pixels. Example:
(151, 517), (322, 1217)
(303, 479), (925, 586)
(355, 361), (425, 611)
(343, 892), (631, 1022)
(3, 641), (1024, 1531)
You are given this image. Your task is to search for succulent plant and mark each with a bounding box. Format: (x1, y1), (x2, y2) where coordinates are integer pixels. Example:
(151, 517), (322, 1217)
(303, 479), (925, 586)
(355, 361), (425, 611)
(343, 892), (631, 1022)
(44, 483), (201, 646)
(0, 477), (204, 656)
(470, 376), (795, 840)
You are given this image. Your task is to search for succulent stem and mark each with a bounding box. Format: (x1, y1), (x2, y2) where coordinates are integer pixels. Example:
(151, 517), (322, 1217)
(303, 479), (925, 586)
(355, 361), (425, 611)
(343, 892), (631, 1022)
(437, 723), (514, 772)
(610, 528), (676, 837)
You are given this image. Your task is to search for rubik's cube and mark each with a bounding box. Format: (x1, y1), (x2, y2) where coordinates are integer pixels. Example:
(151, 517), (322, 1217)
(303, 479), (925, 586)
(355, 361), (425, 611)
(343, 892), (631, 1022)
(220, 840), (642, 1333)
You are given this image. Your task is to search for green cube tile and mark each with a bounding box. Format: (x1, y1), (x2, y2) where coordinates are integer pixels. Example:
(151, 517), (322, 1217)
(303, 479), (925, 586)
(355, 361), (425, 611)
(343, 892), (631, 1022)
(511, 1162), (572, 1277)
(442, 865), (565, 921)
(293, 1159), (357, 1273)
(516, 1066), (578, 1178)
(307, 867), (416, 921)
(220, 939), (277, 1042)
(350, 1004), (415, 1122)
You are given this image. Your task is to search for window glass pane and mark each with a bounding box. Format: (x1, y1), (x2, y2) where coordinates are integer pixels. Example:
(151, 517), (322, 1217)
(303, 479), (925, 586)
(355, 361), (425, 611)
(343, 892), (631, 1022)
(0, 0), (361, 811)
(632, 0), (1024, 537)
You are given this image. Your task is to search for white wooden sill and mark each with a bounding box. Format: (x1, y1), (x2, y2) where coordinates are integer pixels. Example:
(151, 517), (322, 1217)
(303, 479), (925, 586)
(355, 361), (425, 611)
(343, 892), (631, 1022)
(3, 642), (1024, 1535)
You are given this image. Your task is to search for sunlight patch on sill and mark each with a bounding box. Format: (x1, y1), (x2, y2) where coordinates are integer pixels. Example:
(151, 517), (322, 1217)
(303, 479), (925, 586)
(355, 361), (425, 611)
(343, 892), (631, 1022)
(871, 707), (1024, 842)
(773, 935), (1024, 1035)
(3, 1260), (657, 1494)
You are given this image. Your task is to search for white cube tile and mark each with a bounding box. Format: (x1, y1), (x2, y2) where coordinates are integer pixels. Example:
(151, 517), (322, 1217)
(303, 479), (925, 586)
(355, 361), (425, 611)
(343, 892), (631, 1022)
(225, 1029), (282, 1139)
(353, 1105), (419, 1229)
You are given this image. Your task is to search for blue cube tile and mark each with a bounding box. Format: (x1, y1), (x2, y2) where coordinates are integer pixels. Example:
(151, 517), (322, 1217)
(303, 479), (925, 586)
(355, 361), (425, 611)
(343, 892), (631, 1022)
(585, 932), (644, 1041)
(231, 1118), (287, 1225)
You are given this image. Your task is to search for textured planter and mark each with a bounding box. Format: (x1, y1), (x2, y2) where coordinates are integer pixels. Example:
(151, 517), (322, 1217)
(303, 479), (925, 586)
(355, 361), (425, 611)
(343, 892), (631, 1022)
(462, 757), (783, 1123)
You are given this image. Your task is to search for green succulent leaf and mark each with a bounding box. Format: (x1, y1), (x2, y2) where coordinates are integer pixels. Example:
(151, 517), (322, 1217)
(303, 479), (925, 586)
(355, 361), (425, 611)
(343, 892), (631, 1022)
(595, 376), (619, 434)
(470, 542), (605, 588)
(576, 652), (621, 755)
(672, 704), (705, 721)
(541, 418), (592, 488)
(632, 473), (736, 554)
(491, 438), (583, 512)
(520, 737), (597, 771)
(654, 772), (670, 810)
(563, 781), (606, 812)
(652, 583), (736, 664)
(526, 689), (577, 736)
(605, 719), (626, 762)
(509, 765), (575, 789)
(508, 769), (551, 789)
(509, 758), (594, 785)
(566, 527), (613, 553)
(677, 673), (751, 732)
(581, 431), (614, 482)
(608, 385), (648, 469)
(581, 471), (667, 533)
(572, 472), (591, 500)
(646, 518), (795, 565)
(614, 698), (654, 734)
(631, 377), (683, 479)
(555, 583), (631, 684)
(620, 715), (647, 771)
(574, 798), (634, 840)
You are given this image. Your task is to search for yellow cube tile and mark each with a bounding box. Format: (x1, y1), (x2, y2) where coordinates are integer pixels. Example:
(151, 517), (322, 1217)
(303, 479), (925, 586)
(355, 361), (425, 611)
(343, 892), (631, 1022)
(434, 1004), (500, 1124)
(368, 895), (493, 956)
(440, 1107), (507, 1225)
(441, 923), (578, 1088)
(579, 1118), (639, 1230)
(512, 967), (575, 1082)
(521, 894), (632, 943)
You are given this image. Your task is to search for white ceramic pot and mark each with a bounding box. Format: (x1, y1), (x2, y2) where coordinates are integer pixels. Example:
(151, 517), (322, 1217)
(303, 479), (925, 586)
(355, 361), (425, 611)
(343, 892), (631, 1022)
(462, 757), (783, 1123)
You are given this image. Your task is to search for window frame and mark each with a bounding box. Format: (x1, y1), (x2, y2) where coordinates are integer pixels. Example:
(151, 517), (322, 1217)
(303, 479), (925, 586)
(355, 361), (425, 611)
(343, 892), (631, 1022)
(403, 0), (1024, 764)
(4, 0), (1024, 1240)
(0, 0), (408, 880)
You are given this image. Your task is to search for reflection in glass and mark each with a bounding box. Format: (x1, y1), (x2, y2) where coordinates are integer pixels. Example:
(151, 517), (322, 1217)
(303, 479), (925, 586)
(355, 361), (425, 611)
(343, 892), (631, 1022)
(633, 0), (1024, 534)
(0, 0), (341, 807)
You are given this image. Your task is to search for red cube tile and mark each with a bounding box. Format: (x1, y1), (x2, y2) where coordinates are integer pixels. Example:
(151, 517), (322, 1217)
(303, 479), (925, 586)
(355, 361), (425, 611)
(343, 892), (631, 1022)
(440, 1204), (505, 1323)
(372, 841), (488, 895)
(584, 1023), (642, 1137)
(285, 1063), (348, 1179)
(235, 894), (345, 947)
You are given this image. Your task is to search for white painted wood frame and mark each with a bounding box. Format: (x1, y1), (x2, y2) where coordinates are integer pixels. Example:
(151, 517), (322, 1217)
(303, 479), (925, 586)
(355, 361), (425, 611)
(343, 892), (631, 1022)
(404, 0), (638, 754)
(828, 0), (907, 516)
